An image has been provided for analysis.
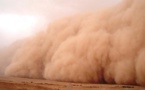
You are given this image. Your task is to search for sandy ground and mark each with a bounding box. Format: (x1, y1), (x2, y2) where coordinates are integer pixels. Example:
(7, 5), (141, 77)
(0, 76), (144, 90)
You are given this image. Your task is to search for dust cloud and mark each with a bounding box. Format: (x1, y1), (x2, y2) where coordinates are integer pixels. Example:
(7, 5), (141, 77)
(1, 0), (145, 86)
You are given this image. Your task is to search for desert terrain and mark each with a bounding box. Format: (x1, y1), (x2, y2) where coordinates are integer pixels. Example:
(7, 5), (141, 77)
(0, 77), (144, 90)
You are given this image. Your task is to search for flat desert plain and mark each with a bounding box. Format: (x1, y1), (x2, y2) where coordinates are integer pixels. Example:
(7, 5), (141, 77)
(0, 77), (145, 90)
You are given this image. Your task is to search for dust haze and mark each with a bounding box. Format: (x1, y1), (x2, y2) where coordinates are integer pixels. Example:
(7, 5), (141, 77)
(0, 0), (145, 86)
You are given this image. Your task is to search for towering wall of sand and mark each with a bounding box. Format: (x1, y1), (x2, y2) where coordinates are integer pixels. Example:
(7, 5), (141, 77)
(4, 0), (145, 86)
